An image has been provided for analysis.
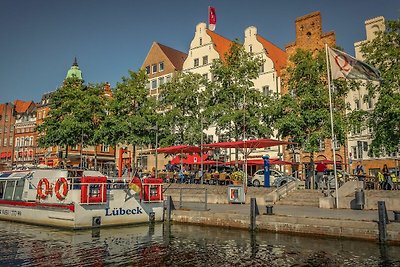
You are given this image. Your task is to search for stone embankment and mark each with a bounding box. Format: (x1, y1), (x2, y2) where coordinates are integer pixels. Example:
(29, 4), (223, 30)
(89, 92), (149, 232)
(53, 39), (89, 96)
(164, 183), (400, 243)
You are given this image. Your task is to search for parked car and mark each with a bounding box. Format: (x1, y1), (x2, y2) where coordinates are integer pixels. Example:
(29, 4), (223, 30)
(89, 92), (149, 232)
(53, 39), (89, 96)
(250, 169), (298, 187)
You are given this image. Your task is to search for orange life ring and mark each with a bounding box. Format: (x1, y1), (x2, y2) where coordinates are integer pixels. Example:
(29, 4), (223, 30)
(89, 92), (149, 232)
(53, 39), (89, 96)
(55, 177), (69, 200)
(37, 178), (51, 199)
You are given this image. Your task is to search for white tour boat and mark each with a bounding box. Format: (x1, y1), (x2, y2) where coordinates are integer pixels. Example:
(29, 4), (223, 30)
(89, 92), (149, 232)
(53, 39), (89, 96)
(0, 169), (164, 229)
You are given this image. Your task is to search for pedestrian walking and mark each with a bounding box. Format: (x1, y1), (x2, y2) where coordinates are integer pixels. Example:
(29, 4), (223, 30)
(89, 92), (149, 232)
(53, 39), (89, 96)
(355, 161), (365, 181)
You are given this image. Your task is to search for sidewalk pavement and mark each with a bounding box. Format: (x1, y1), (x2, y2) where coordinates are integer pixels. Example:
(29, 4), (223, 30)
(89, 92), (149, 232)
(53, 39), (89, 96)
(206, 203), (396, 222)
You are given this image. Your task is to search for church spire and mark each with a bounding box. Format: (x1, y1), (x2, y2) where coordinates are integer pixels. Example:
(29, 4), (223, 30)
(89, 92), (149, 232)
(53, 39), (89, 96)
(66, 57), (83, 80)
(72, 57), (78, 66)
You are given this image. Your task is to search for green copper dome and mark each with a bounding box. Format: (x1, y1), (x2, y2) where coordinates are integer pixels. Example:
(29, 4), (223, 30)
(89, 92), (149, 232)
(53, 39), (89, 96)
(66, 57), (83, 80)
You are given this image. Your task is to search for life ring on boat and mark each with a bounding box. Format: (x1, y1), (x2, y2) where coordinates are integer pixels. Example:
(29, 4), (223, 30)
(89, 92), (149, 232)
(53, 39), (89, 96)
(55, 177), (69, 200)
(37, 178), (51, 199)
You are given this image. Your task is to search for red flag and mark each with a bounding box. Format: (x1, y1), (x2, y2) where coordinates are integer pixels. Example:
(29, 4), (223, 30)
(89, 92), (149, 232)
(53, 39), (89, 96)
(208, 6), (216, 31)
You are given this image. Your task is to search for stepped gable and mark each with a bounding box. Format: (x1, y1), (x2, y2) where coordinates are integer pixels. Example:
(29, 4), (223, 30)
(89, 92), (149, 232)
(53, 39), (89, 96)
(157, 42), (188, 71)
(206, 29), (233, 62)
(256, 35), (287, 76)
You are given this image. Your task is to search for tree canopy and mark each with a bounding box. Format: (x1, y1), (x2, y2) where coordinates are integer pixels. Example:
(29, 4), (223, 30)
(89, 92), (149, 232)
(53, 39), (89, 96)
(37, 78), (107, 151)
(360, 18), (400, 156)
(158, 72), (207, 146)
(272, 49), (349, 156)
(205, 41), (272, 141)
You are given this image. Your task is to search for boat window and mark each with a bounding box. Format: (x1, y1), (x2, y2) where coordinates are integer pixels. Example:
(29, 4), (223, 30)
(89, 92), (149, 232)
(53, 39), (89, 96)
(0, 173), (12, 178)
(4, 181), (15, 200)
(13, 179), (26, 200)
(0, 181), (5, 199)
(2, 179), (26, 200)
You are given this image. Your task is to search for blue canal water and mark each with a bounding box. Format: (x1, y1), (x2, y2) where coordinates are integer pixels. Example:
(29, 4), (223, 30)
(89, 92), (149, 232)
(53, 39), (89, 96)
(0, 220), (399, 266)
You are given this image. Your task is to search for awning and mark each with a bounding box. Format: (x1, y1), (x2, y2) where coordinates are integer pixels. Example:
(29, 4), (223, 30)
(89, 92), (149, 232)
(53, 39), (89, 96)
(203, 138), (293, 149)
(154, 145), (210, 154)
(0, 152), (5, 158)
(171, 154), (208, 165)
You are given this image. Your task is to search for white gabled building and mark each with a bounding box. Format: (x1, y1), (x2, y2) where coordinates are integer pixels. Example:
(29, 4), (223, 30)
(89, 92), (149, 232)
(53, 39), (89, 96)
(243, 26), (287, 98)
(348, 16), (397, 176)
(182, 22), (288, 165)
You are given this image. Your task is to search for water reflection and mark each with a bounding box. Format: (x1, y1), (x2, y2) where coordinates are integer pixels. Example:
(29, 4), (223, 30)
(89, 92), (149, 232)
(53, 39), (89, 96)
(0, 220), (399, 266)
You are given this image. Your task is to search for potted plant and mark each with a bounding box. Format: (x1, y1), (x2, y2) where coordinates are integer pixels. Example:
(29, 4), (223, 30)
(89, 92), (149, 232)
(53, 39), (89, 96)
(231, 171), (244, 185)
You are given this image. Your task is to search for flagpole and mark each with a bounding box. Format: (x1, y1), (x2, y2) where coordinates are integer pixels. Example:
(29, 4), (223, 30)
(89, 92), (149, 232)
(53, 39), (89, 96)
(325, 43), (339, 208)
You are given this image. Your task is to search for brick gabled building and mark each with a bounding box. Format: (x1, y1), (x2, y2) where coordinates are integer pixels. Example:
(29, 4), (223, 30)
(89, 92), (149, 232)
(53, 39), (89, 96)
(13, 100), (37, 167)
(0, 103), (15, 169)
(142, 42), (187, 98)
(121, 43), (188, 172)
(283, 11), (345, 177)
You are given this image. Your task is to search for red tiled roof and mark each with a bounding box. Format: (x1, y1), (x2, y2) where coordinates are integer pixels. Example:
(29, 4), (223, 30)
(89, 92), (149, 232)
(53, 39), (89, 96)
(157, 43), (187, 71)
(256, 35), (288, 76)
(14, 100), (34, 113)
(206, 29), (233, 62)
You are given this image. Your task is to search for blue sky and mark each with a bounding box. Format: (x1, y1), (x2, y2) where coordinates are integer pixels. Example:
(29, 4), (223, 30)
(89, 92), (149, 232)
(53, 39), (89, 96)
(0, 0), (399, 103)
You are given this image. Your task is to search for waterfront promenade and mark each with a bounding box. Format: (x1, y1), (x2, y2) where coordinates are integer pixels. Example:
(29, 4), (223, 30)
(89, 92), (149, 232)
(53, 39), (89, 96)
(165, 184), (400, 244)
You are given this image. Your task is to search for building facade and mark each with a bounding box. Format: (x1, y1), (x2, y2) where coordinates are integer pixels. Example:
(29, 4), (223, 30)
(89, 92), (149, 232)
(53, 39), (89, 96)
(283, 11), (345, 177)
(0, 103), (15, 170)
(13, 100), (37, 168)
(348, 16), (398, 175)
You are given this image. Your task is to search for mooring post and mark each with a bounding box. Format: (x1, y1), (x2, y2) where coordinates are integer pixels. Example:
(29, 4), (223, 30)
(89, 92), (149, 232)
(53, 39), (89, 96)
(166, 195), (174, 223)
(179, 188), (183, 209)
(205, 188), (208, 211)
(250, 198), (259, 231)
(378, 201), (389, 243)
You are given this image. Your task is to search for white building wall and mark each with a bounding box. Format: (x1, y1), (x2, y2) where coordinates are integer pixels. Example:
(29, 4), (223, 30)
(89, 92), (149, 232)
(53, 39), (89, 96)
(347, 16), (385, 162)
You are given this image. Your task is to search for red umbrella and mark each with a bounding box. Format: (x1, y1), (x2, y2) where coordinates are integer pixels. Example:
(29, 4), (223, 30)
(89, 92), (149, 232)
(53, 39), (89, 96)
(191, 160), (224, 166)
(171, 154), (208, 165)
(203, 138), (292, 149)
(153, 145), (209, 154)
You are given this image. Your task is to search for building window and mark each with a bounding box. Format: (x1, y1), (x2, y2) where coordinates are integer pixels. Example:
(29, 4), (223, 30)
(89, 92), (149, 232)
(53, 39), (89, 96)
(151, 80), (157, 89)
(318, 139), (325, 151)
(203, 56), (208, 65)
(4, 126), (7, 133)
(262, 86), (272, 96)
(366, 96), (373, 109)
(30, 136), (33, 146)
(194, 58), (199, 67)
(0, 128), (2, 133)
(158, 77), (164, 86)
(5, 115), (8, 122)
(9, 137), (13, 146)
(159, 62), (164, 72)
(259, 64), (264, 73)
(355, 99), (360, 110)
(38, 112), (42, 119)
(199, 37), (202, 45)
(4, 138), (7, 147)
(352, 146), (358, 159)
(101, 144), (110, 153)
(145, 66), (150, 74)
(249, 45), (252, 53)
(152, 64), (157, 73)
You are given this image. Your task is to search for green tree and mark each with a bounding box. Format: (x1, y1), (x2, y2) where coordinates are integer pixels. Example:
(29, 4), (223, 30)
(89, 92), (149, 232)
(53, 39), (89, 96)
(272, 49), (348, 163)
(158, 72), (207, 146)
(359, 18), (400, 156)
(206, 41), (270, 142)
(37, 78), (106, 160)
(96, 69), (156, 169)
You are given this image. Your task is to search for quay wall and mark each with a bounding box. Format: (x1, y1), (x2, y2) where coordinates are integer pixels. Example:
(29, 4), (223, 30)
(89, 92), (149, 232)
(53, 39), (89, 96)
(171, 209), (400, 243)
